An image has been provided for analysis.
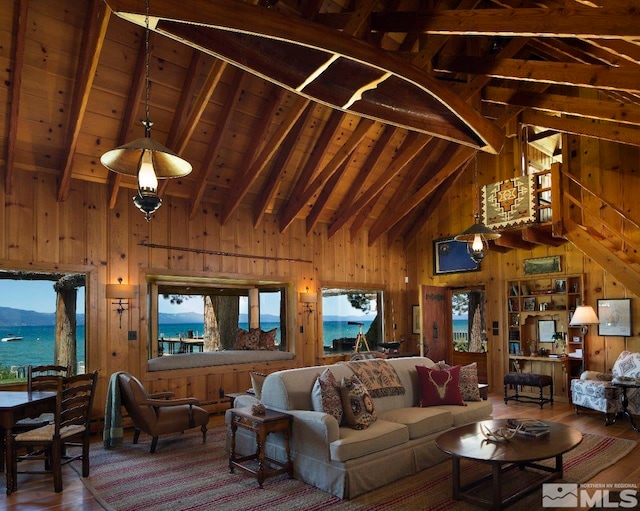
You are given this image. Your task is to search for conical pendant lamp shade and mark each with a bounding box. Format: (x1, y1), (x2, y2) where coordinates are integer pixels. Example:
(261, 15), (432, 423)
(100, 137), (192, 179)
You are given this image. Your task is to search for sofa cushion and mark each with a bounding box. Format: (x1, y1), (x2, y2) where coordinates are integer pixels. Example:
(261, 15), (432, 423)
(259, 328), (277, 350)
(343, 359), (406, 398)
(234, 328), (260, 350)
(330, 419), (409, 462)
(311, 368), (343, 424)
(416, 365), (465, 407)
(441, 399), (493, 427)
(340, 375), (376, 429)
(434, 361), (481, 401)
(377, 406), (453, 439)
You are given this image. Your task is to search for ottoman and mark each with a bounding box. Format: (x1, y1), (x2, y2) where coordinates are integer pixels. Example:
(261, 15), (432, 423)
(504, 372), (553, 409)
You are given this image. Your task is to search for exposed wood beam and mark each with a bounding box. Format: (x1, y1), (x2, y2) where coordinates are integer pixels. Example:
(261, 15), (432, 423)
(528, 130), (558, 142)
(521, 110), (640, 148)
(189, 69), (244, 219)
(435, 57), (640, 93)
(565, 218), (640, 299)
(252, 102), (315, 228)
(220, 95), (310, 225)
(329, 132), (431, 240)
(277, 110), (345, 232)
(522, 226), (565, 246)
(58, 0), (110, 202)
(369, 8), (640, 39)
(483, 87), (640, 126)
(367, 145), (475, 244)
(5, 0), (28, 195)
(278, 118), (376, 232)
(306, 158), (350, 234)
(494, 231), (536, 250)
(108, 32), (150, 209)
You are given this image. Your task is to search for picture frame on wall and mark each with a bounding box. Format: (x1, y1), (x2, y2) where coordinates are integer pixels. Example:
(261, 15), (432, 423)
(523, 256), (562, 275)
(523, 297), (536, 311)
(412, 305), (420, 334)
(597, 298), (632, 337)
(433, 238), (480, 275)
(538, 319), (556, 343)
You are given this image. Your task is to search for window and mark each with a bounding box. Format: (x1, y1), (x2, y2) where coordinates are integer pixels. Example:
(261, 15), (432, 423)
(148, 276), (290, 358)
(452, 288), (487, 353)
(321, 287), (384, 355)
(0, 270), (86, 384)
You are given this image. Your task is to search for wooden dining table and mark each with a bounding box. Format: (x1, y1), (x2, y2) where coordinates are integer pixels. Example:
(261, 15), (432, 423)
(0, 390), (57, 495)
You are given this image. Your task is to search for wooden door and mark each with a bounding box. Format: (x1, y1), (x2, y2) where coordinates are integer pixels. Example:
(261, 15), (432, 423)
(421, 285), (451, 363)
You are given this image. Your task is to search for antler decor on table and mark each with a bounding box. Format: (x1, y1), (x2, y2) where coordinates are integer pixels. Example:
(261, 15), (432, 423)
(480, 423), (522, 442)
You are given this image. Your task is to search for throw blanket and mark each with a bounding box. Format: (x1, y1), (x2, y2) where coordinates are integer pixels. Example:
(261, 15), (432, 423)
(344, 359), (405, 398)
(103, 371), (125, 449)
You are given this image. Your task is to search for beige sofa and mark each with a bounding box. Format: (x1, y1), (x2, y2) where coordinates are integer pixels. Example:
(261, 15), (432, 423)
(225, 356), (492, 499)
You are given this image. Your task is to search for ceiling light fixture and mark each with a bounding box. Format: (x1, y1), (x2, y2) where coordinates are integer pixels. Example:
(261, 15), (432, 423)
(100, 0), (192, 221)
(454, 155), (500, 263)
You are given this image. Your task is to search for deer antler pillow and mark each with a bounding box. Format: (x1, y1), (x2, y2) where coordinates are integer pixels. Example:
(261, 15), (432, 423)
(416, 365), (465, 407)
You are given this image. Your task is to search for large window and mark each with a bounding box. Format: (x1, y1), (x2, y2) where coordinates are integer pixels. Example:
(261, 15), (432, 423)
(0, 270), (86, 383)
(148, 276), (290, 358)
(321, 287), (384, 355)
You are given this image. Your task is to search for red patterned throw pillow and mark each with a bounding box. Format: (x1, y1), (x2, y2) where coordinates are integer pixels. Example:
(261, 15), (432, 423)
(416, 365), (465, 407)
(234, 328), (260, 350)
(311, 368), (344, 424)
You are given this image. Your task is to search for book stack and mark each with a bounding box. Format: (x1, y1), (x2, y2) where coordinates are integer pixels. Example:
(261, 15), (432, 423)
(507, 419), (550, 437)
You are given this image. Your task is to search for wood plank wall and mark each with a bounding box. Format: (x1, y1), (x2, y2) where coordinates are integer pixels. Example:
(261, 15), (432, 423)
(407, 137), (640, 394)
(0, 171), (407, 418)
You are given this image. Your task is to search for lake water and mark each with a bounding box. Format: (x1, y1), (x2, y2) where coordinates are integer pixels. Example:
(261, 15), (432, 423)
(0, 319), (470, 369)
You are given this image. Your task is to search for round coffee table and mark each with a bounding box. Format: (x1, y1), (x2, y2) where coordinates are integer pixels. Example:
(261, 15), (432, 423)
(436, 419), (582, 510)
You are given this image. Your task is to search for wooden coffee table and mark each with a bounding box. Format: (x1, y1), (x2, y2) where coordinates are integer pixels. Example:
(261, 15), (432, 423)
(436, 419), (582, 510)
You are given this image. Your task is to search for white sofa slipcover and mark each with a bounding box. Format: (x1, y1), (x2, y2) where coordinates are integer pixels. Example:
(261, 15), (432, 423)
(225, 356), (492, 499)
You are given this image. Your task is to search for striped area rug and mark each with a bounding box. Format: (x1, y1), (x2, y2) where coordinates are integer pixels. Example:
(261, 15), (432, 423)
(80, 426), (636, 511)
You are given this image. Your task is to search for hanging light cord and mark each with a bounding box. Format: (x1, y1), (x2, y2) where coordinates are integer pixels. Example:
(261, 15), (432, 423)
(144, 0), (151, 138)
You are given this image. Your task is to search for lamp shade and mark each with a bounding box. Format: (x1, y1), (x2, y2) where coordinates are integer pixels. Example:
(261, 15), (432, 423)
(100, 137), (192, 179)
(454, 221), (501, 242)
(106, 283), (136, 300)
(299, 292), (318, 304)
(570, 305), (600, 326)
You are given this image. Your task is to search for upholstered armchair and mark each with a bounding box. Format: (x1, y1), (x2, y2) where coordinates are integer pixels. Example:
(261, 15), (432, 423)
(117, 372), (209, 453)
(570, 351), (640, 425)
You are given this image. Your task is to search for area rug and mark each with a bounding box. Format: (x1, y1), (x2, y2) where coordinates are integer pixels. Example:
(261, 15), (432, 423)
(78, 426), (636, 511)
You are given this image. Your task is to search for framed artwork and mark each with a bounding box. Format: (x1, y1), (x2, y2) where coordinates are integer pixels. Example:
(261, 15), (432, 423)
(538, 319), (556, 343)
(523, 297), (536, 311)
(523, 256), (561, 275)
(554, 279), (566, 293)
(433, 238), (480, 275)
(412, 305), (420, 334)
(597, 298), (632, 336)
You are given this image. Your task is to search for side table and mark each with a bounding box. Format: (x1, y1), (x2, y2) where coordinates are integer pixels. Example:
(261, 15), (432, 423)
(229, 407), (293, 487)
(612, 379), (640, 432)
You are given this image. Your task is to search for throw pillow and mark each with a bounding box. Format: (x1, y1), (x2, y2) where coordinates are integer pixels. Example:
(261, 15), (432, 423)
(250, 372), (267, 400)
(259, 328), (277, 350)
(340, 375), (376, 429)
(234, 328), (260, 350)
(458, 362), (481, 401)
(311, 368), (344, 424)
(416, 365), (465, 407)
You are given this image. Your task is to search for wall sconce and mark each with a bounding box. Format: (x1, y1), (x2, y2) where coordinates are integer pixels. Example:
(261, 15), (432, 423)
(106, 278), (136, 329)
(299, 287), (317, 315)
(570, 304), (600, 335)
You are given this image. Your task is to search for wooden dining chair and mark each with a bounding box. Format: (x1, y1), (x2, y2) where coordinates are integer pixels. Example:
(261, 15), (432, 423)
(15, 365), (71, 430)
(10, 371), (98, 493)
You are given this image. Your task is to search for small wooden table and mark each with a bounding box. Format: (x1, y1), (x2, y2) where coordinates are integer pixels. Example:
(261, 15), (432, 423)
(612, 379), (640, 432)
(229, 407), (293, 487)
(436, 419), (582, 510)
(0, 391), (57, 495)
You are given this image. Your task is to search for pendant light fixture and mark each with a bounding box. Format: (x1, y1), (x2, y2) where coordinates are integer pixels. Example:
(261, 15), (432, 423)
(454, 155), (500, 263)
(100, 0), (192, 221)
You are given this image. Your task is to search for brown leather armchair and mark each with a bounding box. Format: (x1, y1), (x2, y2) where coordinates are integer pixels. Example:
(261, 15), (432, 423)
(118, 372), (209, 453)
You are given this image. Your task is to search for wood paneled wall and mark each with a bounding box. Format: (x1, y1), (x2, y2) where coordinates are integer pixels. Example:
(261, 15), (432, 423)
(407, 137), (640, 392)
(0, 171), (407, 417)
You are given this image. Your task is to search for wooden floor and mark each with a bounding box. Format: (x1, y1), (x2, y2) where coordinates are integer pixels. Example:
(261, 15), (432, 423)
(4, 393), (640, 510)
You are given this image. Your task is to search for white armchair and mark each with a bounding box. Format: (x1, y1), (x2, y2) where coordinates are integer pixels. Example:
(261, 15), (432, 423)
(570, 351), (640, 425)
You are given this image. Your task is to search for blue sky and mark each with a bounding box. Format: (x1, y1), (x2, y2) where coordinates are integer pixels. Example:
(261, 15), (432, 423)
(0, 280), (85, 313)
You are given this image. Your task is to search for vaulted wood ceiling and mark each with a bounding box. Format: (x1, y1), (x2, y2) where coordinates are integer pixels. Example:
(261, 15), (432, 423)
(2, 0), (639, 245)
